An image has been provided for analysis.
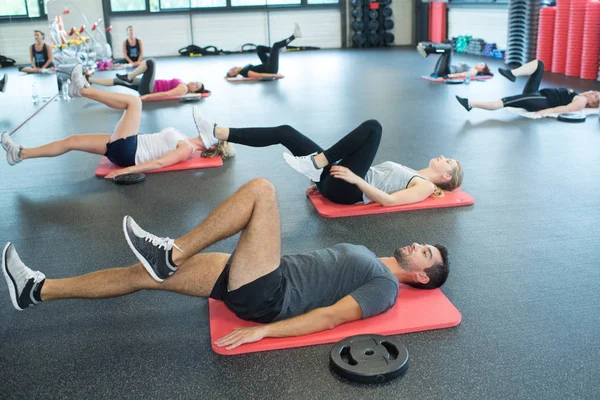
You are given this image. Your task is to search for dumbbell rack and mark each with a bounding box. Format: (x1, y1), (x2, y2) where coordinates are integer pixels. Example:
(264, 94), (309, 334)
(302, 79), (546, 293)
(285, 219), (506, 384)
(351, 0), (395, 48)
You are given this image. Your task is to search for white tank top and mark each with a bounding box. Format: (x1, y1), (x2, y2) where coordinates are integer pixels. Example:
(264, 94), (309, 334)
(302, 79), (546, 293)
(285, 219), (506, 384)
(363, 162), (425, 204)
(134, 127), (196, 165)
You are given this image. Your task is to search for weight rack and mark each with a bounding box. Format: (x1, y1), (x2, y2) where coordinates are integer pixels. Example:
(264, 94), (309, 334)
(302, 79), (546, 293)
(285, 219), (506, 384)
(351, 0), (395, 48)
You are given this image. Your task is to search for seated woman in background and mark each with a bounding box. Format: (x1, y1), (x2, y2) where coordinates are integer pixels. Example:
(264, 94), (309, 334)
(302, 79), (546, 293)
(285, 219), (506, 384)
(226, 23), (302, 80)
(20, 30), (54, 74)
(88, 58), (207, 100)
(417, 41), (491, 79)
(192, 112), (463, 207)
(122, 25), (144, 66)
(1, 65), (233, 179)
(455, 59), (600, 116)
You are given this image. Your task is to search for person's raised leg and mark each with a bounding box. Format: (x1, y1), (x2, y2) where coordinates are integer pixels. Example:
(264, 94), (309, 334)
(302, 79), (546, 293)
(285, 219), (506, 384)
(136, 58), (156, 96)
(455, 95), (503, 111)
(89, 77), (116, 86)
(498, 59), (542, 85)
(264, 23), (302, 73)
(79, 87), (142, 141)
(123, 178), (282, 288)
(256, 45), (270, 64)
(116, 59), (148, 83)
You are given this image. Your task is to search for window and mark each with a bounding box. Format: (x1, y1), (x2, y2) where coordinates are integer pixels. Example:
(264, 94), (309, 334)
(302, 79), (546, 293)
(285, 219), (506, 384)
(307, 0), (338, 3)
(231, 0), (301, 6)
(110, 0), (147, 12)
(0, 0), (45, 18)
(155, 0), (227, 10)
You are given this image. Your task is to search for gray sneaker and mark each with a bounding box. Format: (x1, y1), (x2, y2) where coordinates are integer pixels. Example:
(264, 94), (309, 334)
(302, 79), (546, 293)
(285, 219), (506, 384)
(2, 242), (46, 311)
(192, 106), (219, 148)
(1, 132), (22, 166)
(122, 216), (182, 282)
(69, 64), (90, 97)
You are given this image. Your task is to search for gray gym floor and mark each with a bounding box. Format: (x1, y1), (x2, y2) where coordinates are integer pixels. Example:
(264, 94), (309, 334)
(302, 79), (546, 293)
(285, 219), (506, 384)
(1, 48), (599, 399)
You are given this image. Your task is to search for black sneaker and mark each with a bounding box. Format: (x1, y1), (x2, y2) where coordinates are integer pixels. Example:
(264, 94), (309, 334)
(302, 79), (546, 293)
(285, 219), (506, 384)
(116, 73), (132, 83)
(0, 74), (7, 93)
(122, 216), (182, 282)
(498, 68), (516, 82)
(2, 242), (45, 311)
(455, 95), (472, 112)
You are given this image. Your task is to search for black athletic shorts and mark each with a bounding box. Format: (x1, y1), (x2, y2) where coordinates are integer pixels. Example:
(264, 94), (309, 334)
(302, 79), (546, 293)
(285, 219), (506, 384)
(105, 135), (138, 167)
(209, 255), (286, 323)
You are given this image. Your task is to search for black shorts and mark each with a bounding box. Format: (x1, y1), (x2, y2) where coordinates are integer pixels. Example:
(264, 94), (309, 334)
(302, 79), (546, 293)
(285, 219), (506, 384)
(105, 136), (138, 167)
(209, 256), (286, 323)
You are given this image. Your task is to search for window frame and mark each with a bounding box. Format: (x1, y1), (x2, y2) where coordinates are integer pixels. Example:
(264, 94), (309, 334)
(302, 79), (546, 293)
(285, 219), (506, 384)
(0, 0), (47, 22)
(108, 0), (340, 16)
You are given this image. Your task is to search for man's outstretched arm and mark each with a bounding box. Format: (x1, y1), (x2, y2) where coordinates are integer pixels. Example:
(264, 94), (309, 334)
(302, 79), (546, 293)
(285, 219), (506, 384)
(215, 295), (363, 350)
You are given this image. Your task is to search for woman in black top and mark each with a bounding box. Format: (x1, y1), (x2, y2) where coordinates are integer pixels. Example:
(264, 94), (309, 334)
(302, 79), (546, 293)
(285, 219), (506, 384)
(456, 59), (599, 116)
(20, 30), (54, 74)
(122, 26), (144, 66)
(226, 24), (301, 79)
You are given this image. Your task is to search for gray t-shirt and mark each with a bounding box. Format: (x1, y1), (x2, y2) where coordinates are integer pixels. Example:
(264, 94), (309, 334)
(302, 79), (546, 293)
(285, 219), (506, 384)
(450, 63), (470, 74)
(363, 161), (425, 204)
(274, 244), (399, 321)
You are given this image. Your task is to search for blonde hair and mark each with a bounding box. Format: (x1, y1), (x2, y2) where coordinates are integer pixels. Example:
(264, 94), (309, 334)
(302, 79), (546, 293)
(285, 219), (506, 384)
(431, 161), (464, 197)
(201, 140), (235, 159)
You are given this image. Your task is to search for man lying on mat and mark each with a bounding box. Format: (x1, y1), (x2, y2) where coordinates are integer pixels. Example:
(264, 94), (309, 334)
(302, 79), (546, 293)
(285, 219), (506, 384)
(88, 58), (208, 101)
(1, 65), (233, 179)
(2, 179), (449, 350)
(193, 115), (463, 207)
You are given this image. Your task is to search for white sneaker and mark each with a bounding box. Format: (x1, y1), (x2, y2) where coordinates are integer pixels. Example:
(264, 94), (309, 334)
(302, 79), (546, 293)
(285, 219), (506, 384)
(283, 152), (322, 182)
(192, 106), (219, 148)
(293, 23), (302, 39)
(416, 43), (427, 58)
(2, 242), (46, 311)
(1, 132), (22, 166)
(69, 64), (90, 97)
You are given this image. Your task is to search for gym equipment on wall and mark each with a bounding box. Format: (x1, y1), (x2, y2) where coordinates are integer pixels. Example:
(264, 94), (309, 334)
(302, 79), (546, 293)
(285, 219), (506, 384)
(351, 0), (394, 48)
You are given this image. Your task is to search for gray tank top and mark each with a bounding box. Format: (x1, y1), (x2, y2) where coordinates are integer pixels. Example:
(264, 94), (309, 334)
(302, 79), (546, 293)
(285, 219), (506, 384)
(363, 162), (424, 204)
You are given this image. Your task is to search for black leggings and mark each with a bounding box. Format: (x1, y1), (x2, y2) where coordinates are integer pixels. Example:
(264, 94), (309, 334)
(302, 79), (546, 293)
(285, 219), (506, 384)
(228, 120), (383, 204)
(426, 43), (454, 77)
(501, 60), (550, 111)
(114, 58), (156, 95)
(255, 35), (295, 74)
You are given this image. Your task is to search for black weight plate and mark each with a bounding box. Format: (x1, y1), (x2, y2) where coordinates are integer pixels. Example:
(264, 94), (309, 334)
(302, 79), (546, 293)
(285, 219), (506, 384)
(113, 173), (146, 185)
(352, 8), (363, 18)
(179, 96), (202, 103)
(384, 19), (394, 30)
(258, 76), (276, 81)
(352, 20), (365, 32)
(330, 334), (409, 384)
(557, 113), (586, 123)
(383, 0), (392, 5)
(445, 79), (464, 84)
(382, 6), (393, 17)
(368, 19), (379, 30)
(351, 0), (362, 6)
(368, 33), (380, 45)
(384, 32), (394, 44)
(369, 10), (378, 19)
(353, 33), (366, 45)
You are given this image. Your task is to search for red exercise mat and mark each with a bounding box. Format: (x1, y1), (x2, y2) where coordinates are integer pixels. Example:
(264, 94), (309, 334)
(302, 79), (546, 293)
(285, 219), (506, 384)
(307, 189), (474, 218)
(209, 284), (461, 355)
(95, 151), (223, 176)
(141, 92), (211, 102)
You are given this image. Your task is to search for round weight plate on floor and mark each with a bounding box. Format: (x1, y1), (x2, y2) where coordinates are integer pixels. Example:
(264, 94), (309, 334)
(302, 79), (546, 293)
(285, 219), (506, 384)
(368, 19), (379, 30)
(382, 6), (393, 17)
(113, 173), (146, 185)
(353, 33), (366, 46)
(369, 10), (378, 19)
(445, 79), (464, 84)
(258, 76), (276, 81)
(352, 20), (365, 32)
(330, 334), (409, 384)
(179, 96), (202, 103)
(384, 19), (394, 30)
(352, 8), (363, 18)
(557, 113), (586, 123)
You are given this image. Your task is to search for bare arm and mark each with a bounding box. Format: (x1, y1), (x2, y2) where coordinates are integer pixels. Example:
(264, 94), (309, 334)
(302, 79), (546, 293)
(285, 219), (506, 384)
(536, 96), (588, 115)
(215, 295), (364, 350)
(140, 84), (188, 100)
(247, 71), (284, 79)
(123, 41), (133, 64)
(104, 143), (193, 179)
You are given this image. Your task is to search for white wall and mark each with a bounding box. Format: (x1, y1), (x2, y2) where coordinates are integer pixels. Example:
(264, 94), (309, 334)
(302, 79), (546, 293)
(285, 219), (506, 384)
(448, 7), (509, 49)
(110, 8), (342, 58)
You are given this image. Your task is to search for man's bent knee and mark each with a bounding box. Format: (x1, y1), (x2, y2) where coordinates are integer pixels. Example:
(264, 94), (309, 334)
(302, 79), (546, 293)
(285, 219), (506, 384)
(246, 178), (277, 197)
